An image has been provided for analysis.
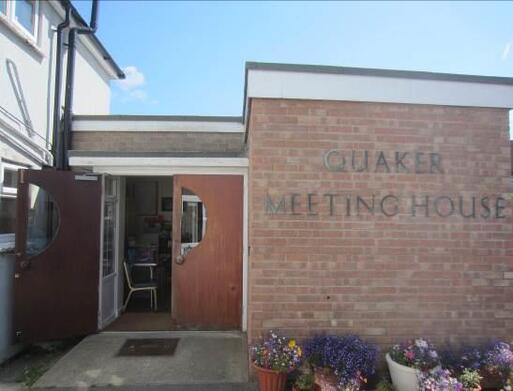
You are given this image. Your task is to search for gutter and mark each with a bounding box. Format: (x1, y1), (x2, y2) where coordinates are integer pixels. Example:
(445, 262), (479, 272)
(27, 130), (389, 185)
(56, 0), (125, 79)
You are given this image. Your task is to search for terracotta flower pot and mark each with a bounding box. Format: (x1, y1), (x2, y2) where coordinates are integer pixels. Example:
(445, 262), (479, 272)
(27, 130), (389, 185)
(313, 368), (338, 391)
(254, 365), (288, 391)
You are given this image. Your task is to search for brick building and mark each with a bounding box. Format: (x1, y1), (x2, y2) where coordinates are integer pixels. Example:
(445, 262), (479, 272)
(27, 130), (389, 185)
(13, 63), (513, 350)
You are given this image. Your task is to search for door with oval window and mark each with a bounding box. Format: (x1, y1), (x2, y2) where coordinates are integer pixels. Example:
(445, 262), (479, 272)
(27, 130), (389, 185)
(172, 175), (243, 329)
(14, 169), (102, 342)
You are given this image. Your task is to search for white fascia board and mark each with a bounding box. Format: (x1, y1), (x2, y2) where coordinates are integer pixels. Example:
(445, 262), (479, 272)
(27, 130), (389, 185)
(69, 156), (249, 168)
(247, 69), (513, 108)
(72, 120), (245, 133)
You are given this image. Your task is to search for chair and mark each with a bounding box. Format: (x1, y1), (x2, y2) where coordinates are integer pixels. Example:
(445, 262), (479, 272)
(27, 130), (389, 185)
(123, 261), (158, 311)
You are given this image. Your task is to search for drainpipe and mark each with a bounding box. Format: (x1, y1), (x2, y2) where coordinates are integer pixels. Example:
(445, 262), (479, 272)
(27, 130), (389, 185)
(61, 0), (99, 170)
(52, 3), (71, 170)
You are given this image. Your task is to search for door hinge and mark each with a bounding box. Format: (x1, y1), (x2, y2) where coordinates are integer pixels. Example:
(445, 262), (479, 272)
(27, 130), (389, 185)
(14, 273), (20, 279)
(15, 331), (22, 338)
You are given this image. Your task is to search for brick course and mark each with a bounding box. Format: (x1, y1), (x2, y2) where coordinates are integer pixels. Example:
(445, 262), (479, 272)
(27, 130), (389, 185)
(247, 98), (513, 348)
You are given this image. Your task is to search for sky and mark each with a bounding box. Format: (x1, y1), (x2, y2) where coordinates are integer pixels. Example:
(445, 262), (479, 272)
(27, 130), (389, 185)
(73, 1), (513, 121)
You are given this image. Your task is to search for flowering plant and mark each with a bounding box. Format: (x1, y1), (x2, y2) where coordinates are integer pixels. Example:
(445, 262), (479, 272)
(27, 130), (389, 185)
(250, 331), (302, 372)
(304, 335), (378, 391)
(418, 368), (462, 391)
(440, 345), (485, 374)
(389, 338), (440, 371)
(484, 341), (513, 390)
(459, 368), (482, 391)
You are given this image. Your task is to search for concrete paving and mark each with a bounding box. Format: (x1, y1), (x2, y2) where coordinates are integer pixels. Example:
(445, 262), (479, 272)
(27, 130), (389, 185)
(34, 331), (251, 389)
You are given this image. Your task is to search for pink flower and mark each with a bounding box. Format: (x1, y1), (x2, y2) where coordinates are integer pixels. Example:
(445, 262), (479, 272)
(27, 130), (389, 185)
(405, 350), (416, 360)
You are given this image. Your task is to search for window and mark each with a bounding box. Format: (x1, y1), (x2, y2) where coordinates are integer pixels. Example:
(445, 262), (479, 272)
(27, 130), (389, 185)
(26, 184), (59, 257)
(0, 161), (23, 250)
(1, 0), (39, 41)
(180, 191), (207, 255)
(102, 177), (118, 277)
(0, 198), (16, 235)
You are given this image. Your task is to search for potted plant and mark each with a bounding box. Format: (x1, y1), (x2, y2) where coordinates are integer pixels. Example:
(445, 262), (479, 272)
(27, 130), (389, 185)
(386, 338), (440, 391)
(304, 335), (378, 391)
(483, 341), (513, 390)
(459, 368), (482, 391)
(250, 331), (303, 391)
(293, 371), (316, 391)
(417, 368), (461, 391)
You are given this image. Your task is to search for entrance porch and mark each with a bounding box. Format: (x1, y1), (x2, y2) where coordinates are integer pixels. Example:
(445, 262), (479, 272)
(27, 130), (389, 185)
(34, 331), (252, 389)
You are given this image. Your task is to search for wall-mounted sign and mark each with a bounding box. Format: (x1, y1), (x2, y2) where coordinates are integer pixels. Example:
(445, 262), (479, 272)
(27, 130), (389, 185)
(264, 149), (507, 219)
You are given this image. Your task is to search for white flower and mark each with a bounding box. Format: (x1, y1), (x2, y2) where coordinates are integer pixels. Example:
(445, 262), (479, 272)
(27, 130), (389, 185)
(415, 339), (429, 349)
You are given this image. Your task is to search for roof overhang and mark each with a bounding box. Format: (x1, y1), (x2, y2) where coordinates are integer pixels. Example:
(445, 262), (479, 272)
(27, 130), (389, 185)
(68, 151), (248, 176)
(244, 62), (513, 109)
(50, 0), (125, 80)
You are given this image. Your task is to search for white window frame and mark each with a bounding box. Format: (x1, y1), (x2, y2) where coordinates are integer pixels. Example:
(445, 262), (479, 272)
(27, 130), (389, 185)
(0, 160), (24, 250)
(0, 0), (40, 43)
(1, 162), (21, 197)
(180, 194), (207, 255)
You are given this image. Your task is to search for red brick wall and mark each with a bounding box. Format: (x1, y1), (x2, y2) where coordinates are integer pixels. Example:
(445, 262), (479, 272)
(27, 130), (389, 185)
(247, 98), (513, 348)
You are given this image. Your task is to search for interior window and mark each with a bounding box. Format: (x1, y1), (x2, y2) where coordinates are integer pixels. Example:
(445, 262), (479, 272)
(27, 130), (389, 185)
(181, 190), (206, 255)
(26, 184), (59, 257)
(15, 0), (35, 35)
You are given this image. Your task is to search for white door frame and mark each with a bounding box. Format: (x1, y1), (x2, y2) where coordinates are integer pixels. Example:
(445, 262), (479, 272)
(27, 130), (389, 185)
(82, 159), (249, 332)
(97, 175), (121, 329)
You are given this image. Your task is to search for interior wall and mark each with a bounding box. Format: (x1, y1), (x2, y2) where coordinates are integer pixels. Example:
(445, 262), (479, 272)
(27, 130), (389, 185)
(125, 176), (173, 253)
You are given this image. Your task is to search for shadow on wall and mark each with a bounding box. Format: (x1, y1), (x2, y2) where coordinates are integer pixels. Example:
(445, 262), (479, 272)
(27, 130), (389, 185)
(6, 59), (34, 137)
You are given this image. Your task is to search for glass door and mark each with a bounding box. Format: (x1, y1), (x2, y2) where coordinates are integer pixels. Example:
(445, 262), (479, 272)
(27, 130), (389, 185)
(99, 176), (119, 328)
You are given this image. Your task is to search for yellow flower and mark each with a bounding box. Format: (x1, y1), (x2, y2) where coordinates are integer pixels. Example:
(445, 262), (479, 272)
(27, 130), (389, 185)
(288, 339), (296, 348)
(297, 347), (302, 356)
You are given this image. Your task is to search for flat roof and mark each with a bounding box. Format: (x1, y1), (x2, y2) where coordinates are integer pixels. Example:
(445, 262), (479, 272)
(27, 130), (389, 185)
(245, 62), (513, 86)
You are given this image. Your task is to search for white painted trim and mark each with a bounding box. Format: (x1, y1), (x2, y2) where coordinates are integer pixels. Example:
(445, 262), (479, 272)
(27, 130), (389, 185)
(69, 156), (249, 169)
(247, 69), (513, 108)
(72, 120), (245, 133)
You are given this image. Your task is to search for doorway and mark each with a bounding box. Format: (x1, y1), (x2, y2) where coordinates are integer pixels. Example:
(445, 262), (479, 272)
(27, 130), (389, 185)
(105, 176), (175, 331)
(101, 174), (244, 332)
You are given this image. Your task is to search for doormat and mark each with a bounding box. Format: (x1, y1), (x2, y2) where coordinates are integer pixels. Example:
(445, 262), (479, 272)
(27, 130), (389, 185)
(117, 338), (180, 356)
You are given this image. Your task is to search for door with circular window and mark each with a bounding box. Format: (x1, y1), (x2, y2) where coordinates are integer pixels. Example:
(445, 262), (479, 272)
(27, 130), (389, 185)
(14, 169), (102, 342)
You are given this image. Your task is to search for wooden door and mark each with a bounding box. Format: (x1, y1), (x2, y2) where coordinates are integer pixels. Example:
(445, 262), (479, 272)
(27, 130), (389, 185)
(14, 169), (102, 342)
(172, 175), (243, 329)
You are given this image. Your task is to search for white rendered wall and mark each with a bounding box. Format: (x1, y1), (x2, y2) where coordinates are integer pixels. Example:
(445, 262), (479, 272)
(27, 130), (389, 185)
(0, 1), (114, 167)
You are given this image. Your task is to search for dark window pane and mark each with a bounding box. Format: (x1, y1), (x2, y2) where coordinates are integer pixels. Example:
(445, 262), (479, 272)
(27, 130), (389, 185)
(0, 198), (16, 234)
(15, 0), (34, 34)
(26, 185), (59, 257)
(3, 169), (17, 188)
(103, 201), (115, 276)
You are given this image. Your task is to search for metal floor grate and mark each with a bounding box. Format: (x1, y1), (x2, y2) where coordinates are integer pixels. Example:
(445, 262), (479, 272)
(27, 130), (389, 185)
(117, 338), (180, 356)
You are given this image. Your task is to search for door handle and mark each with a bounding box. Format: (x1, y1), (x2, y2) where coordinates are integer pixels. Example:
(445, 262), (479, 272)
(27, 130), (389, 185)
(175, 255), (185, 265)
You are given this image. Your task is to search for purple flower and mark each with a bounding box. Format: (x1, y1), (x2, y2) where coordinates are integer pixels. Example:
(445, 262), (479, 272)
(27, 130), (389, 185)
(304, 335), (378, 390)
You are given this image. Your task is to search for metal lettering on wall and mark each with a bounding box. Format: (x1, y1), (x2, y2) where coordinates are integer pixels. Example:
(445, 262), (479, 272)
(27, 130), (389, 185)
(264, 150), (508, 219)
